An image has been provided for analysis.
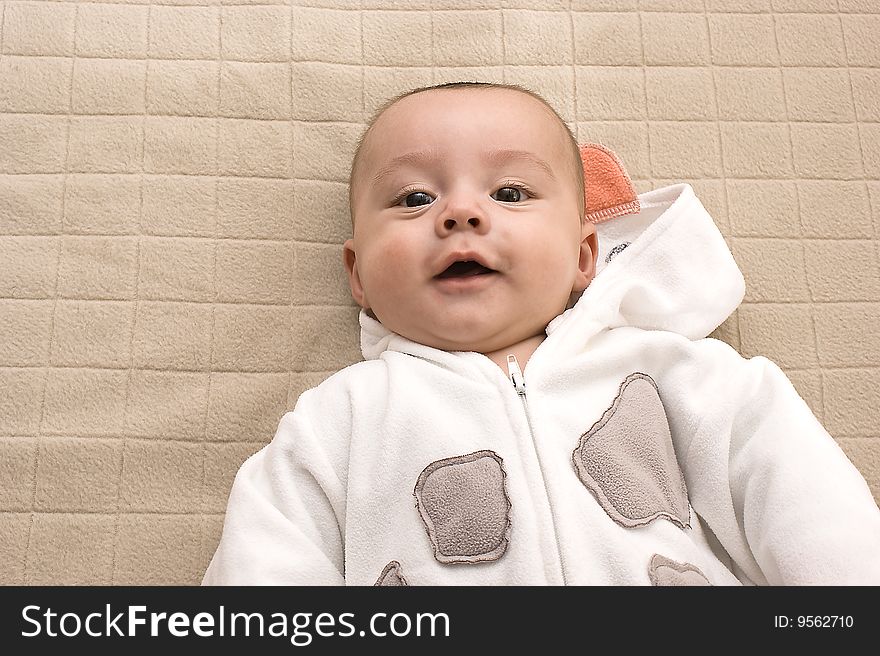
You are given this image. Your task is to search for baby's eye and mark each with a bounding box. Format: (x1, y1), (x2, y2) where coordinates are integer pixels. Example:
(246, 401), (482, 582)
(493, 186), (530, 203)
(401, 191), (434, 207)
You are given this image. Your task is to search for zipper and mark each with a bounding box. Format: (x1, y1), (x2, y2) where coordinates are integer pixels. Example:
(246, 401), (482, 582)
(507, 354), (526, 395)
(505, 354), (568, 585)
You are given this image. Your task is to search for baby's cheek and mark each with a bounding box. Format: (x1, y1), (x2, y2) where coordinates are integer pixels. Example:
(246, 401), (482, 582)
(363, 238), (418, 296)
(528, 244), (580, 300)
(382, 236), (422, 273)
(531, 241), (574, 277)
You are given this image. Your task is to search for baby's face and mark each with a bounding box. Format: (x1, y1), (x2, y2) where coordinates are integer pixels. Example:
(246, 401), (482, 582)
(344, 88), (596, 355)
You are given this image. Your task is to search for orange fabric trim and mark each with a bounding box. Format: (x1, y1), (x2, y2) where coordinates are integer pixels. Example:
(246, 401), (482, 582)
(580, 142), (641, 224)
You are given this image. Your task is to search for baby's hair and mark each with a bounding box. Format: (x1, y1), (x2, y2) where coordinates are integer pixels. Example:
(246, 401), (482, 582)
(348, 81), (585, 224)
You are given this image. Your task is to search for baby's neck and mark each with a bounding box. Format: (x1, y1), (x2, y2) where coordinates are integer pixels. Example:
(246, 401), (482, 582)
(484, 333), (545, 374)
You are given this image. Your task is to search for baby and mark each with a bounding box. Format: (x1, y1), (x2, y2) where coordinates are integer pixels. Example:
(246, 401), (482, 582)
(203, 82), (880, 585)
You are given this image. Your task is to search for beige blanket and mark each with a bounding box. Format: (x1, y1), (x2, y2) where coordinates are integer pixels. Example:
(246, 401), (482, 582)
(1, 0), (877, 585)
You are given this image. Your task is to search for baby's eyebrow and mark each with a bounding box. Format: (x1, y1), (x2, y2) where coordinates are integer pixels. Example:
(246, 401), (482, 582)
(371, 148), (443, 186)
(482, 149), (557, 180)
(371, 148), (556, 186)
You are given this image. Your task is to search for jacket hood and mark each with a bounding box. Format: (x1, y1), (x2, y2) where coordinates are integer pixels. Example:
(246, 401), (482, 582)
(359, 183), (744, 362)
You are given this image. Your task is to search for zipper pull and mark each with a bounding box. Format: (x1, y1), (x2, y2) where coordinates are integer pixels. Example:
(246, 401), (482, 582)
(507, 354), (526, 396)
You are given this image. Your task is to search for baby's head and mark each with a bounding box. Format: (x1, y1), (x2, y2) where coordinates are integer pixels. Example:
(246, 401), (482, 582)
(344, 82), (598, 356)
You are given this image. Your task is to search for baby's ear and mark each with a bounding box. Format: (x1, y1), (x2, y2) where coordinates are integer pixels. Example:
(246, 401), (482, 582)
(573, 221), (599, 294)
(343, 240), (369, 309)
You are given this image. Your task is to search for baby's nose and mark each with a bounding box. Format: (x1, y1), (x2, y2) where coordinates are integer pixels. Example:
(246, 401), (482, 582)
(436, 199), (490, 236)
(442, 216), (481, 231)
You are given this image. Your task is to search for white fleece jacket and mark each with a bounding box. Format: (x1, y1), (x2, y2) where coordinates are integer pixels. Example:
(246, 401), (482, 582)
(203, 183), (880, 586)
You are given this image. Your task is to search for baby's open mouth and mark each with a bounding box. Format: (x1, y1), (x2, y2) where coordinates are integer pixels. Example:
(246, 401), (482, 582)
(436, 260), (496, 279)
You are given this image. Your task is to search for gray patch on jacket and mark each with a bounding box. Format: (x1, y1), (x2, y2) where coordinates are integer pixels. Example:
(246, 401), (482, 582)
(572, 372), (690, 528)
(413, 450), (511, 564)
(648, 554), (711, 586)
(374, 560), (408, 586)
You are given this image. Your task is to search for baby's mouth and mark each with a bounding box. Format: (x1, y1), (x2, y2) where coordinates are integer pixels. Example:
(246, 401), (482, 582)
(436, 260), (497, 279)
